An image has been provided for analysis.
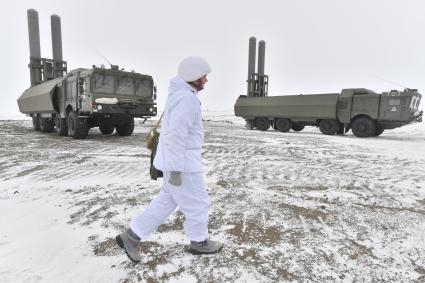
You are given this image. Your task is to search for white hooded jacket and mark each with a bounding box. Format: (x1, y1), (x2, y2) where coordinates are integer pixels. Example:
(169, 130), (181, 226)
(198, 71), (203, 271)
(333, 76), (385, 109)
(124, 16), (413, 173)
(153, 76), (204, 172)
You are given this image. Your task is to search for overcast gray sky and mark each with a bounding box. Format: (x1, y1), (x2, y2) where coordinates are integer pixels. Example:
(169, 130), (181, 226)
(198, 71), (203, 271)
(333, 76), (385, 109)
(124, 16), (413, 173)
(1, 0), (424, 116)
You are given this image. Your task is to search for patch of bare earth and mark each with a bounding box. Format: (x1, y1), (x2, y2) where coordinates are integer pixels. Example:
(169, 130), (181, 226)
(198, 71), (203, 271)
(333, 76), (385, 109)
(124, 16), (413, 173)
(2, 119), (425, 282)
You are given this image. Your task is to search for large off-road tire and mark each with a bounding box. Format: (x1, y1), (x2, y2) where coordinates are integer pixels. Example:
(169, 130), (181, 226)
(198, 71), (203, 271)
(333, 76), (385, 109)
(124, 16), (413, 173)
(55, 115), (68, 136)
(291, 123), (305, 132)
(319, 119), (340, 135)
(39, 117), (55, 133)
(99, 121), (115, 135)
(32, 115), (41, 131)
(254, 117), (270, 131)
(116, 118), (134, 136)
(351, 117), (376, 138)
(374, 124), (385, 136)
(275, 118), (291, 132)
(67, 111), (89, 139)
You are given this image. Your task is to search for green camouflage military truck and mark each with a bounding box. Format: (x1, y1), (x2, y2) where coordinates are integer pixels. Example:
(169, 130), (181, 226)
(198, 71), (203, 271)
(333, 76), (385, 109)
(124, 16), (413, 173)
(234, 37), (422, 137)
(18, 9), (157, 139)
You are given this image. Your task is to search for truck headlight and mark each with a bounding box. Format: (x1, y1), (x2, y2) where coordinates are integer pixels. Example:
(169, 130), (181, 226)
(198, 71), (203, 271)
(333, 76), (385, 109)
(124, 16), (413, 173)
(149, 107), (153, 112)
(97, 105), (103, 110)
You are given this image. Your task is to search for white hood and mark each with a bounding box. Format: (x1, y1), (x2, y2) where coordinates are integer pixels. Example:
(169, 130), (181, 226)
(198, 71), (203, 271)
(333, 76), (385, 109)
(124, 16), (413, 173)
(168, 76), (197, 96)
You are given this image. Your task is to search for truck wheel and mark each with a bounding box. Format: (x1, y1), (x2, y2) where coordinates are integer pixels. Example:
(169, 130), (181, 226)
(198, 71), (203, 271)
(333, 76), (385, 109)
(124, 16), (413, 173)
(319, 119), (339, 135)
(55, 115), (68, 136)
(255, 117), (270, 131)
(32, 115), (41, 131)
(351, 117), (376, 138)
(99, 123), (114, 135)
(275, 118), (291, 132)
(291, 124), (304, 132)
(374, 124), (384, 136)
(39, 117), (55, 133)
(116, 118), (134, 136)
(67, 111), (89, 139)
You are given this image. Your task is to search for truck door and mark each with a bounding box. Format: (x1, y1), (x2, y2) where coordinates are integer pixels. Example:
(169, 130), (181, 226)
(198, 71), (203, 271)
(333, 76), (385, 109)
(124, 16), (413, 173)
(64, 75), (76, 107)
(351, 93), (380, 120)
(336, 89), (354, 124)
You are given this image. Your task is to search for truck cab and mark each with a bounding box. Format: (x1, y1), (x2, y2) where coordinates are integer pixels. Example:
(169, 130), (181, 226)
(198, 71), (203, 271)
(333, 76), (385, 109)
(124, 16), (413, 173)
(70, 67), (157, 118)
(378, 89), (422, 127)
(56, 66), (157, 138)
(336, 88), (422, 137)
(19, 66), (158, 139)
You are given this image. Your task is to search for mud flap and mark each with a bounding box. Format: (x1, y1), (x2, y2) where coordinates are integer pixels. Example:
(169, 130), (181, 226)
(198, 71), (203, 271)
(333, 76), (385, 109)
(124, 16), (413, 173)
(245, 120), (253, 130)
(344, 123), (351, 134)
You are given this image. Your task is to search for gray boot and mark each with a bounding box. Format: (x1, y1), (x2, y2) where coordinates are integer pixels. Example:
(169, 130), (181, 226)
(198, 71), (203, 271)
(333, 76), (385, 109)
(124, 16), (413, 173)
(189, 239), (223, 255)
(115, 228), (142, 263)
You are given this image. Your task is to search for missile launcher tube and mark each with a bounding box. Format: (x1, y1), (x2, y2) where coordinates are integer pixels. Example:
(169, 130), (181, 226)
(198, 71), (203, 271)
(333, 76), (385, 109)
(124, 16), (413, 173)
(257, 40), (265, 76)
(247, 37), (256, 96)
(27, 9), (42, 86)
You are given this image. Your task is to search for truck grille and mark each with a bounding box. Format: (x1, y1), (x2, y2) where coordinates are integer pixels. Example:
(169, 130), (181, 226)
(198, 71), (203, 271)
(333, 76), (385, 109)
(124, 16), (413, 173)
(119, 102), (137, 109)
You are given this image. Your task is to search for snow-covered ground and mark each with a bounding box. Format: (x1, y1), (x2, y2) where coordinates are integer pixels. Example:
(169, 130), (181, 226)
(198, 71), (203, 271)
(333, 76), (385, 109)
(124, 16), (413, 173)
(0, 112), (424, 282)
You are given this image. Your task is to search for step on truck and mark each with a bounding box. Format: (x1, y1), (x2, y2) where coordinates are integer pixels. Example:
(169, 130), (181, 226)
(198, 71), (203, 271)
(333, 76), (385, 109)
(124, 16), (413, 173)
(234, 37), (422, 137)
(17, 9), (157, 139)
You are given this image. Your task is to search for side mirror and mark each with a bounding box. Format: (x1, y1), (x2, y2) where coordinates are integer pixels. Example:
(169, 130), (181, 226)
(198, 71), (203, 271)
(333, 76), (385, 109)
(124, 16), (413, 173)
(153, 85), (157, 100)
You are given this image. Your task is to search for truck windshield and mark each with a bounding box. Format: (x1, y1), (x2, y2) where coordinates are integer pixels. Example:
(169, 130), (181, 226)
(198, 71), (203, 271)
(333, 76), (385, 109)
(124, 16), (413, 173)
(135, 79), (152, 97)
(117, 77), (134, 95)
(93, 74), (114, 94)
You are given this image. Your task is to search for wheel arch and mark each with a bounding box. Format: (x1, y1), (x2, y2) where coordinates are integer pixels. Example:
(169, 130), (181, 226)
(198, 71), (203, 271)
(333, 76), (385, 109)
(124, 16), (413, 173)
(254, 116), (273, 124)
(351, 114), (374, 124)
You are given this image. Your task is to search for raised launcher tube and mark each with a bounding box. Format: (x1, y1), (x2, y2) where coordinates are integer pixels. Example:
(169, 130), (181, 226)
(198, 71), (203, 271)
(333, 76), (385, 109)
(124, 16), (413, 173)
(51, 15), (67, 79)
(256, 40), (268, 96)
(27, 9), (42, 86)
(257, 40), (265, 76)
(247, 37), (268, 97)
(26, 9), (67, 85)
(247, 36), (256, 96)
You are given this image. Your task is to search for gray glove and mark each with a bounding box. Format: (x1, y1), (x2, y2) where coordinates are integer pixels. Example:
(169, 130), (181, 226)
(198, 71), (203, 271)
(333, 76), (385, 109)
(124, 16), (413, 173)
(168, 171), (182, 187)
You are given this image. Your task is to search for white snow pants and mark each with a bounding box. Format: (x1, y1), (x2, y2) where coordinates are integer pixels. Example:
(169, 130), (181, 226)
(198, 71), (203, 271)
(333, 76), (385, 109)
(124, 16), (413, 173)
(129, 171), (210, 242)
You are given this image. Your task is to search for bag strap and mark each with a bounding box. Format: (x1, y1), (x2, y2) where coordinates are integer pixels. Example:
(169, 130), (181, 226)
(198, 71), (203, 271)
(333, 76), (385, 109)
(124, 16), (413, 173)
(155, 112), (164, 128)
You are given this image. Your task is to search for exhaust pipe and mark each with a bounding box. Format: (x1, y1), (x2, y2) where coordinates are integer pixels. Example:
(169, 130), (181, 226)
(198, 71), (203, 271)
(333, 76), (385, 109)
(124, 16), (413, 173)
(27, 9), (42, 86)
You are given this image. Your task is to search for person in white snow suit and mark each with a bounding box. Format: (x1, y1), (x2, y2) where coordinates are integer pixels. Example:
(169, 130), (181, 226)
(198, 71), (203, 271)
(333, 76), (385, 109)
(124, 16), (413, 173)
(116, 56), (223, 263)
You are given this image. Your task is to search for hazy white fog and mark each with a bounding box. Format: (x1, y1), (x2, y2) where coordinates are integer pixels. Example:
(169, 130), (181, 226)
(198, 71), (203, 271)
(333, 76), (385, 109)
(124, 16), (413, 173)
(1, 0), (424, 115)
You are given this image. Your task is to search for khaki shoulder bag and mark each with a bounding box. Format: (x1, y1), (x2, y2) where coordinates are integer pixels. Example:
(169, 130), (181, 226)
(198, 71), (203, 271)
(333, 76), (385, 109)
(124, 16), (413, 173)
(145, 113), (164, 180)
(145, 113), (163, 150)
